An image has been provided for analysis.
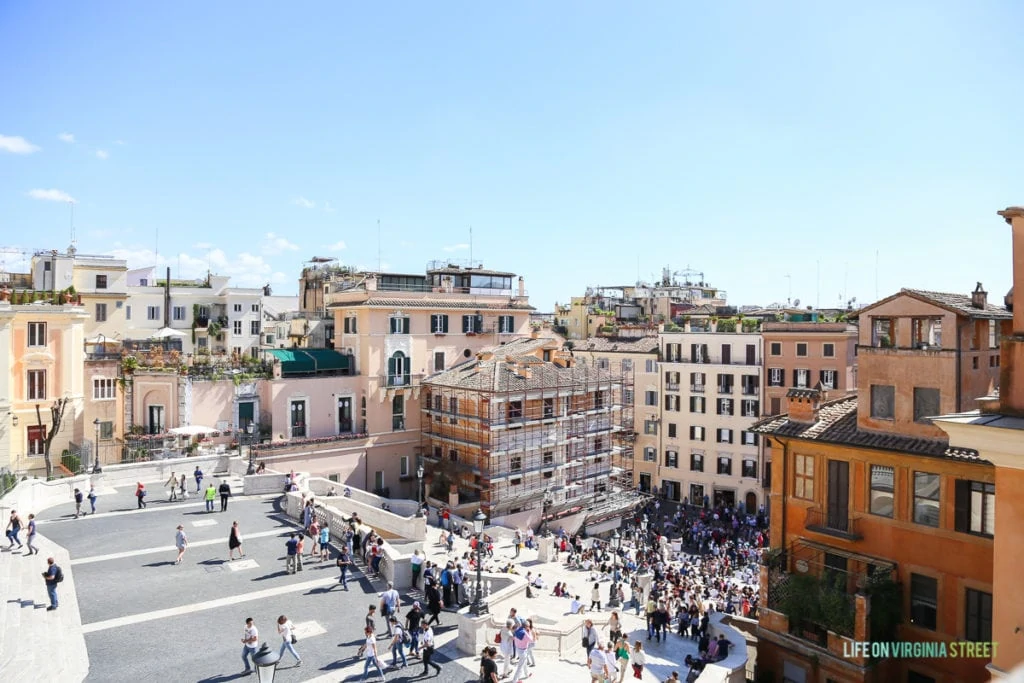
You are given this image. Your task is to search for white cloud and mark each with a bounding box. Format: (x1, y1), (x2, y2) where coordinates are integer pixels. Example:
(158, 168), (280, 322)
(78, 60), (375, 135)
(107, 245), (284, 288)
(292, 196), (315, 209)
(0, 134), (40, 154)
(442, 243), (469, 252)
(28, 188), (77, 203)
(95, 149), (109, 160)
(325, 240), (346, 251)
(58, 132), (75, 144)
(323, 201), (336, 213)
(262, 232), (300, 254)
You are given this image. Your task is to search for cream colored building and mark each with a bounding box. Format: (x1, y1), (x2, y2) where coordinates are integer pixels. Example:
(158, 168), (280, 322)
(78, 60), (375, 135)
(30, 249), (129, 342)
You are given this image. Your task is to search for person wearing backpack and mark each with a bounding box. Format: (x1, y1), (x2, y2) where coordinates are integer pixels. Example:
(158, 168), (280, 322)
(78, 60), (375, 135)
(510, 620), (533, 683)
(388, 616), (408, 669)
(43, 556), (62, 610)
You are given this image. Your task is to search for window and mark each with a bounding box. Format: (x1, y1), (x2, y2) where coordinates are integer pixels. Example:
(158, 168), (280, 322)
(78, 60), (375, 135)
(27, 425), (46, 456)
(870, 385), (895, 419)
(741, 375), (758, 395)
(988, 320), (998, 349)
(717, 374), (733, 394)
(510, 455), (523, 472)
(872, 317), (893, 347)
(498, 315), (515, 333)
(690, 453), (703, 472)
(430, 314), (450, 334)
(668, 423), (677, 438)
(448, 397), (458, 424)
(543, 397), (554, 419)
(689, 396), (705, 413)
(793, 369), (810, 388)
(461, 314), (483, 334)
(434, 351), (445, 372)
(93, 378), (116, 400)
(27, 369), (46, 400)
(717, 456), (732, 475)
(664, 394), (680, 412)
(507, 400), (523, 421)
(796, 342), (808, 357)
(665, 451), (678, 468)
(742, 459), (757, 478)
(374, 471), (384, 491)
(28, 322), (46, 347)
(233, 303), (243, 313)
(716, 428), (733, 444)
(644, 391), (657, 406)
(770, 342), (781, 356)
(794, 454), (814, 499)
(147, 305), (160, 321)
(913, 472), (940, 527)
(232, 346), (242, 357)
(955, 480), (995, 537)
(392, 395), (405, 431)
(820, 369), (836, 389)
(543, 451), (554, 466)
(645, 359), (656, 373)
(389, 316), (410, 334)
(869, 465), (894, 517)
(95, 303), (108, 323)
(98, 420), (114, 440)
(644, 420), (658, 435)
(387, 351), (410, 386)
(741, 431), (758, 446)
(965, 588), (992, 642)
(250, 320), (260, 335)
(690, 343), (708, 363)
(770, 397), (782, 415)
(344, 317), (357, 333)
(721, 344), (732, 364)
(741, 399), (759, 417)
(823, 343), (835, 358)
(689, 426), (705, 441)
(910, 573), (938, 631)
(690, 372), (705, 392)
(252, 304), (260, 313)
(233, 320), (242, 335)
(913, 388), (940, 423)
(621, 359), (632, 372)
(290, 400), (306, 438)
(400, 456), (410, 478)
(768, 368), (783, 387)
(643, 447), (656, 462)
(95, 274), (108, 289)
(125, 305), (131, 320)
(172, 306), (186, 321)
(911, 318), (942, 348)
(717, 398), (733, 416)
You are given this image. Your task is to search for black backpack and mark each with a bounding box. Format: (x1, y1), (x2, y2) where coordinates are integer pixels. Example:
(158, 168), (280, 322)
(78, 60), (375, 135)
(55, 566), (65, 583)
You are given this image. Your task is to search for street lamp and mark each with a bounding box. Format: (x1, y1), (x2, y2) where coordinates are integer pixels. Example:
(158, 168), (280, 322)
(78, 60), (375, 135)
(416, 463), (425, 517)
(542, 489), (552, 536)
(252, 642), (281, 682)
(245, 422), (257, 475)
(92, 418), (102, 473)
(471, 508), (489, 616)
(608, 529), (622, 607)
(641, 513), (648, 534)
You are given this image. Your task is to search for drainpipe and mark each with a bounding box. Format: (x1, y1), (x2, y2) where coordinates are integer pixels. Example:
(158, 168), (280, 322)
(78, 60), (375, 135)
(164, 267), (171, 328)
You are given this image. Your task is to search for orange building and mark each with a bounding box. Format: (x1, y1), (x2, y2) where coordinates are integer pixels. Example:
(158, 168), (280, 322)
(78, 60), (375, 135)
(752, 280), (1015, 683)
(762, 322), (858, 418)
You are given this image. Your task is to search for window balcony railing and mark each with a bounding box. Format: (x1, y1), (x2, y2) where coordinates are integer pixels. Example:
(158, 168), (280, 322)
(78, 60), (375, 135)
(690, 384), (705, 393)
(804, 507), (862, 540)
(742, 386), (759, 396)
(718, 385), (733, 395)
(380, 374), (423, 388)
(665, 382), (680, 391)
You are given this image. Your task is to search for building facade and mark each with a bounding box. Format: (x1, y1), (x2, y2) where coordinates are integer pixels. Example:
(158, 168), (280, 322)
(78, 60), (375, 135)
(762, 322), (858, 418)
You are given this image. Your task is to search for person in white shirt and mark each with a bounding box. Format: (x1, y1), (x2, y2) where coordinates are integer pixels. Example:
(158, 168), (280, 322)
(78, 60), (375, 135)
(420, 624), (442, 676)
(361, 625), (386, 681)
(277, 615), (301, 665)
(588, 641), (610, 682)
(241, 617), (259, 674)
(570, 595), (585, 615)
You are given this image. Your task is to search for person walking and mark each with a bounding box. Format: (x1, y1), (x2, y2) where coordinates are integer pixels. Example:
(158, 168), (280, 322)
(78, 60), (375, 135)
(42, 556), (62, 610)
(336, 548), (352, 589)
(285, 534), (299, 574)
(419, 623), (441, 677)
(587, 638), (610, 683)
(241, 617), (259, 674)
(179, 473), (188, 499)
(630, 641), (646, 680)
(165, 472), (179, 502)
(308, 519), (321, 557)
(405, 601), (424, 659)
(6, 510), (23, 550)
(480, 646), (500, 683)
(25, 514), (39, 556)
(380, 582), (400, 636)
(219, 480), (232, 512)
(87, 485), (98, 514)
(277, 614), (302, 665)
(411, 549), (423, 589)
(174, 525), (188, 565)
(525, 618), (538, 667)
(498, 619), (516, 679)
(73, 488), (84, 517)
(582, 619), (599, 658)
(295, 533), (305, 572)
(615, 637), (631, 683)
(510, 619), (533, 683)
(319, 522), (330, 561)
(194, 465), (204, 493)
(361, 625), (386, 681)
(387, 616), (407, 669)
(591, 582), (602, 611)
(229, 521), (244, 560)
(135, 482), (147, 509)
(204, 483), (217, 512)
(424, 581), (442, 627)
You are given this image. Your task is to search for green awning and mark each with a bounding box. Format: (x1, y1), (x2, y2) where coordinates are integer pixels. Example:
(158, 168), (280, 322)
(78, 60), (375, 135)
(268, 348), (350, 376)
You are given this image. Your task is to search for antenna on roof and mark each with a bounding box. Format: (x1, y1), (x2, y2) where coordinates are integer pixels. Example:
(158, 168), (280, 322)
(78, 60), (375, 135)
(875, 250), (879, 301)
(469, 225), (473, 267)
(377, 219), (381, 272)
(68, 201), (75, 247)
(155, 225), (159, 266)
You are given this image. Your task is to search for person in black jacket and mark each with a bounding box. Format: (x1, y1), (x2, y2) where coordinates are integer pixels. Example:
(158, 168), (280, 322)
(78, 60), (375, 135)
(219, 480), (232, 512)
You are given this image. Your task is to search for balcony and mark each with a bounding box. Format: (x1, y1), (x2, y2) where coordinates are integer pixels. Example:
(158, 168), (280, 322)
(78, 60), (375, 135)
(666, 382), (680, 391)
(379, 374), (423, 388)
(741, 386), (759, 396)
(804, 507), (862, 541)
(690, 384), (705, 393)
(717, 385), (733, 395)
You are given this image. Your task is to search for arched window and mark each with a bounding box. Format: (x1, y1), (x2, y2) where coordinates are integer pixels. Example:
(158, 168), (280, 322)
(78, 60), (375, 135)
(387, 351), (409, 386)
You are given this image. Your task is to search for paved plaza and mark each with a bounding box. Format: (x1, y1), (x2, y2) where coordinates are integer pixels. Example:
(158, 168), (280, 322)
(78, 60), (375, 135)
(3, 480), (714, 682)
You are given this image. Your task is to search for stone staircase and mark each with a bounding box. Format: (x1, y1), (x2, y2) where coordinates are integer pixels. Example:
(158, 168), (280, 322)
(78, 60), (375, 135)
(0, 534), (89, 682)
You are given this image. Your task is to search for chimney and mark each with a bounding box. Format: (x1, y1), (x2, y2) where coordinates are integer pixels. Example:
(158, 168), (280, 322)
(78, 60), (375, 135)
(786, 388), (822, 424)
(971, 282), (987, 309)
(518, 276), (525, 297)
(996, 206), (1024, 415)
(365, 274), (377, 292)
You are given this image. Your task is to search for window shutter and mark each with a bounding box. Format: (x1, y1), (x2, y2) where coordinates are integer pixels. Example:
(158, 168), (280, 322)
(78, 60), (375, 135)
(954, 480), (970, 533)
(403, 317), (410, 334)
(462, 315), (470, 333)
(388, 355), (397, 378)
(701, 344), (708, 361)
(793, 369), (799, 387)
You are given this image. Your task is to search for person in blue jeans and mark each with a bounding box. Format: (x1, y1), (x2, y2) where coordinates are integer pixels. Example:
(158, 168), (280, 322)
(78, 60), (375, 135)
(194, 466), (204, 493)
(336, 549), (351, 589)
(241, 618), (259, 673)
(361, 626), (386, 681)
(43, 557), (60, 610)
(388, 617), (407, 668)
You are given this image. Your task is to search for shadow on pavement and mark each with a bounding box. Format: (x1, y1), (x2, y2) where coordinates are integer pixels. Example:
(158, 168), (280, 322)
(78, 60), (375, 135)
(142, 560), (177, 568)
(251, 570), (289, 581)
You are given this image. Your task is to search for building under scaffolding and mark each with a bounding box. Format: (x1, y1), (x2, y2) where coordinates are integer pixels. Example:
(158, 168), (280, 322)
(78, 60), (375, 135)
(420, 336), (636, 522)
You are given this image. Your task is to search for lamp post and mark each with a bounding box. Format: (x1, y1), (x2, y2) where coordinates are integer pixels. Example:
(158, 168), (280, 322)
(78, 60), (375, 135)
(92, 418), (102, 473)
(245, 422), (256, 475)
(252, 642), (281, 682)
(608, 529), (622, 607)
(542, 489), (552, 536)
(471, 508), (489, 616)
(416, 463), (425, 517)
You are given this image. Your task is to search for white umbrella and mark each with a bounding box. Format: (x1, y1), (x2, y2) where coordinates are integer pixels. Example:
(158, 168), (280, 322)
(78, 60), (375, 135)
(151, 327), (187, 339)
(85, 335), (120, 345)
(167, 425), (218, 436)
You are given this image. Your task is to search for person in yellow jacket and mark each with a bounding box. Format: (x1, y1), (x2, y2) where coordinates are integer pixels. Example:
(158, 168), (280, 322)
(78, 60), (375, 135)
(204, 483), (217, 512)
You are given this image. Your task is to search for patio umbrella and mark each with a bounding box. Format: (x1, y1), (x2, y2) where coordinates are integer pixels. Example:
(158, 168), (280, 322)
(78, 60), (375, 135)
(151, 327), (187, 339)
(85, 334), (121, 345)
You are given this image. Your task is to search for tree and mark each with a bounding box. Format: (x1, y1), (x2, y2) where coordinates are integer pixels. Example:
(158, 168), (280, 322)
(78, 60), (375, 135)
(36, 397), (72, 480)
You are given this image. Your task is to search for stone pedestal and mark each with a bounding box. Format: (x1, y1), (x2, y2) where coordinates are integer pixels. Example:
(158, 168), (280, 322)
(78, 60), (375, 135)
(537, 535), (556, 563)
(637, 571), (653, 599)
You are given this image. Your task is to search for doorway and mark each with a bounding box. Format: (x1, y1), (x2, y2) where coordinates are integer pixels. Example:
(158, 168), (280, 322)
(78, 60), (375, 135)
(745, 491), (757, 513)
(148, 405), (164, 434)
(827, 460), (850, 531)
(337, 396), (353, 434)
(713, 488), (735, 509)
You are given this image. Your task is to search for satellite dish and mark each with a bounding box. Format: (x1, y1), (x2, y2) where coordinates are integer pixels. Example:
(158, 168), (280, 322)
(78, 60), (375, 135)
(793, 298), (801, 307)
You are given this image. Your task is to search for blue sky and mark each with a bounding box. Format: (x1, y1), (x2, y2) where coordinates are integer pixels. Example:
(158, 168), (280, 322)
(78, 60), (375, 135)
(1, 2), (1021, 311)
